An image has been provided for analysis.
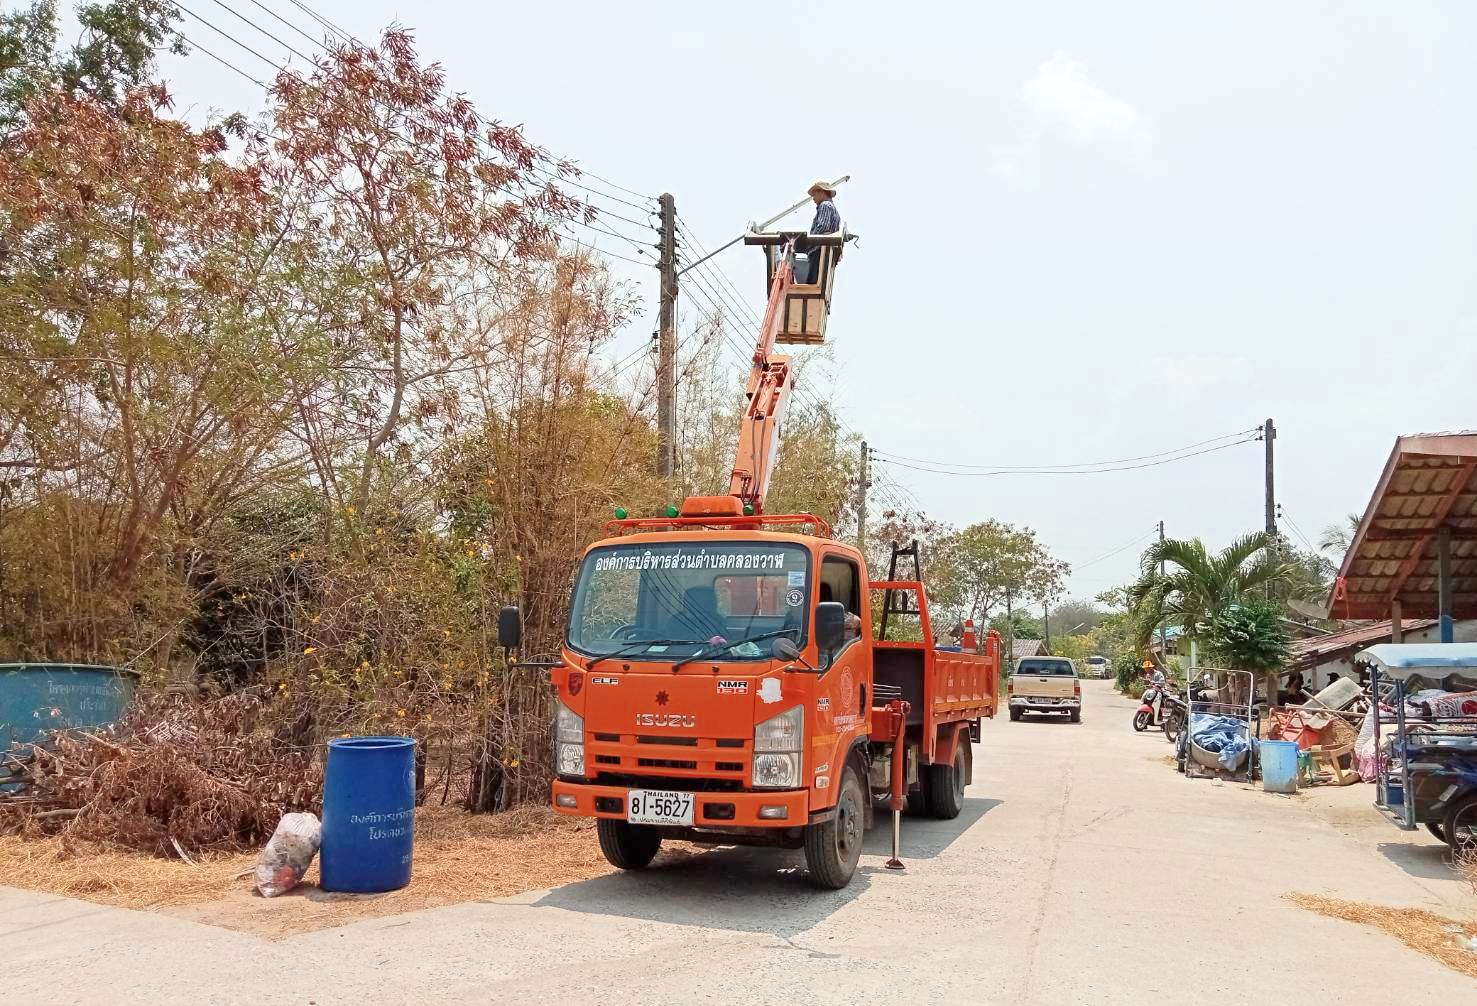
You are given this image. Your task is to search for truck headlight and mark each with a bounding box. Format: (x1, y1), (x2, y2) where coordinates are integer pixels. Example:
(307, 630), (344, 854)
(753, 705), (803, 788)
(752, 752), (801, 788)
(555, 701), (585, 778)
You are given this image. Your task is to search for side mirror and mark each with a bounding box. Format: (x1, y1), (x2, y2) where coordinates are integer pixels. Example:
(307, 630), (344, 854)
(815, 601), (846, 653)
(772, 637), (801, 662)
(497, 605), (522, 650)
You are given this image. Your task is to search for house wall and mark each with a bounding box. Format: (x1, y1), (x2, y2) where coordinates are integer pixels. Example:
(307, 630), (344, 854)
(1306, 620), (1477, 689)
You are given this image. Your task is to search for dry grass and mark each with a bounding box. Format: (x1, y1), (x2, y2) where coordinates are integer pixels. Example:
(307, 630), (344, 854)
(1458, 847), (1477, 897)
(1286, 893), (1477, 979)
(0, 805), (697, 937)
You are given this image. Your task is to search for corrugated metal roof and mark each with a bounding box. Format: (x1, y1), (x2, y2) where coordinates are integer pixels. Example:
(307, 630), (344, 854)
(1330, 432), (1477, 620)
(1287, 618), (1435, 670)
(1012, 638), (1044, 658)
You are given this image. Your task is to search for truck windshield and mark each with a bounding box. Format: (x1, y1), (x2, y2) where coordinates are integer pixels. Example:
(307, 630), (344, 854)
(567, 541), (811, 661)
(1017, 659), (1075, 676)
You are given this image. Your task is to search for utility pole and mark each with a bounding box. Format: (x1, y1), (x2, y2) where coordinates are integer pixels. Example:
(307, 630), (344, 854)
(1264, 417), (1277, 601)
(857, 439), (870, 554)
(1157, 520), (1166, 659)
(1005, 590), (1015, 675)
(656, 192), (677, 477)
(1263, 418), (1277, 541)
(1042, 600), (1050, 650)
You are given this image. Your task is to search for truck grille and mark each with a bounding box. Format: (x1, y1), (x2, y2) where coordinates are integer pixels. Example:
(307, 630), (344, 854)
(586, 732), (751, 785)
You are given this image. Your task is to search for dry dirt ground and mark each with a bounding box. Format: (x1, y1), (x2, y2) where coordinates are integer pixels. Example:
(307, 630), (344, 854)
(4, 680), (1476, 1003)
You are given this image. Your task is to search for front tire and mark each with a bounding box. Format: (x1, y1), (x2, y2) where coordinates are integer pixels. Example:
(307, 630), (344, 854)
(926, 743), (968, 819)
(1009, 708), (1023, 722)
(1133, 709), (1150, 731)
(1164, 711), (1184, 744)
(597, 819), (662, 870)
(805, 766), (865, 889)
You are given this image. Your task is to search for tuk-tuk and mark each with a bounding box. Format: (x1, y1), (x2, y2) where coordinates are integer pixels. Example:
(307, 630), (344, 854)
(1360, 643), (1477, 853)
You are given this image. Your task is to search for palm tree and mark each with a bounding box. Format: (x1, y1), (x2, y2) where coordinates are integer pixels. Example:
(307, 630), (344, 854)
(1129, 532), (1287, 652)
(1317, 512), (1363, 559)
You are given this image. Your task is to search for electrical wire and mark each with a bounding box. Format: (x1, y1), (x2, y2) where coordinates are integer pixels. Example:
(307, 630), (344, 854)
(1072, 527), (1161, 570)
(872, 434), (1261, 478)
(1279, 508), (1319, 554)
(871, 426), (1262, 473)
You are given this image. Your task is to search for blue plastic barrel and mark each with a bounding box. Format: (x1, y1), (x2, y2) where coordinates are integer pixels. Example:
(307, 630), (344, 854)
(0, 663), (138, 749)
(320, 736), (417, 893)
(1261, 739), (1299, 794)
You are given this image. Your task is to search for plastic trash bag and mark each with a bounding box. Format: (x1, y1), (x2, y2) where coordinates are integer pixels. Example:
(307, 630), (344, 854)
(254, 812), (321, 897)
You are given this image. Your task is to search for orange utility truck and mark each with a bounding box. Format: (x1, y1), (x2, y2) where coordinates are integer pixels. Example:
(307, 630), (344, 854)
(498, 225), (1000, 888)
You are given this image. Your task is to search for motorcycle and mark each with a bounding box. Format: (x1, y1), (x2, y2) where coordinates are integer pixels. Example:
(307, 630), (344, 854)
(1134, 681), (1165, 732)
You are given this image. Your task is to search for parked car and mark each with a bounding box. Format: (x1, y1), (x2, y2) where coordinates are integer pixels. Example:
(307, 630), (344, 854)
(1008, 657), (1082, 722)
(1085, 655), (1111, 679)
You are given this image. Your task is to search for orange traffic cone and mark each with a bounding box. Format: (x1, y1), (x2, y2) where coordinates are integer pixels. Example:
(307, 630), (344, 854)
(962, 619), (978, 653)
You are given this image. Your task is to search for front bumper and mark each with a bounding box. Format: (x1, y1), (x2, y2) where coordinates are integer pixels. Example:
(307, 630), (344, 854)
(1009, 696), (1081, 709)
(551, 779), (810, 828)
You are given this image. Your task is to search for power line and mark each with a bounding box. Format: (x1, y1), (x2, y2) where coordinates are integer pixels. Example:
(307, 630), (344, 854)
(279, 0), (661, 213)
(1278, 506), (1318, 554)
(872, 434), (1261, 478)
(205, 0), (315, 63)
(872, 426), (1262, 473)
(1072, 527), (1160, 570)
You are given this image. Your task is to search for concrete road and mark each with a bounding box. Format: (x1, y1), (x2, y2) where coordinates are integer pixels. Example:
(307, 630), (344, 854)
(5, 680), (1474, 1003)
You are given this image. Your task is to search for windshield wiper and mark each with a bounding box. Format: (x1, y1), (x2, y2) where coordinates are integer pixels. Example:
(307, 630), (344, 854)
(585, 638), (704, 671)
(671, 629), (798, 671)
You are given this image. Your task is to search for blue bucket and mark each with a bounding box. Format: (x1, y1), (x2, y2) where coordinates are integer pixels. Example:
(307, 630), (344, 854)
(1261, 739), (1300, 794)
(0, 663), (139, 749)
(320, 736), (417, 893)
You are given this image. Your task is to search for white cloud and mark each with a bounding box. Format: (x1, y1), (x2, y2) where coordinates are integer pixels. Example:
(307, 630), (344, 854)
(992, 52), (1163, 189)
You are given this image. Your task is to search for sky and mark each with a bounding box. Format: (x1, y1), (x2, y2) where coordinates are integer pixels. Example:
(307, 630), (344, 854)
(145, 0), (1477, 602)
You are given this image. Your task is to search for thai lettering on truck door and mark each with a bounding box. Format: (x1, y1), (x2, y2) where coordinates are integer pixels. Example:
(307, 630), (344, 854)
(812, 551), (867, 807)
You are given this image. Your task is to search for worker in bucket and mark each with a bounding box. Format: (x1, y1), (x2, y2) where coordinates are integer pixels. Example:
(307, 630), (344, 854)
(796, 180), (840, 283)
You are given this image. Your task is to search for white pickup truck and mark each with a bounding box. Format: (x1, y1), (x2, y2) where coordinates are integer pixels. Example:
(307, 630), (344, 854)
(1007, 657), (1082, 723)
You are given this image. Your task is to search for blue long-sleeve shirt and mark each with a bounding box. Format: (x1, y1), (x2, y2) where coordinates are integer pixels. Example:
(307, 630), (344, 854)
(809, 199), (840, 235)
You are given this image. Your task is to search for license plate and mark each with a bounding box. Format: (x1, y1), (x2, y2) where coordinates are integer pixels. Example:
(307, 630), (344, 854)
(627, 789), (693, 826)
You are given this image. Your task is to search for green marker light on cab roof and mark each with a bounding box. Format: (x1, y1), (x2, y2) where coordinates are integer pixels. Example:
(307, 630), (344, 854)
(614, 507), (628, 520)
(665, 504), (680, 518)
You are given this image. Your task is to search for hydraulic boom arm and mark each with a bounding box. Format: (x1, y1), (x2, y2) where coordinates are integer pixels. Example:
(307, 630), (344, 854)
(727, 241), (796, 514)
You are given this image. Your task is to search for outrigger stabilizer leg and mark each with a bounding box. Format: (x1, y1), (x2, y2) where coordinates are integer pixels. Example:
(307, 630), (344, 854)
(884, 699), (910, 870)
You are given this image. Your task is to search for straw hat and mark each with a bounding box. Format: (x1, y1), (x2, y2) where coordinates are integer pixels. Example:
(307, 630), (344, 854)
(807, 180), (838, 197)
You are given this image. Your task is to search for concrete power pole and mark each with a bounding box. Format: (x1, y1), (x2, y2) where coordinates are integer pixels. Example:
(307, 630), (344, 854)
(857, 439), (870, 554)
(1157, 520), (1166, 660)
(1005, 590), (1014, 674)
(1263, 416), (1278, 702)
(1264, 417), (1278, 605)
(656, 193), (677, 477)
(1264, 418), (1277, 543)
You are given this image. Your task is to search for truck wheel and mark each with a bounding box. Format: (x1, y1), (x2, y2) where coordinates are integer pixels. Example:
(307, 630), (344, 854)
(1009, 708), (1022, 722)
(906, 784), (929, 816)
(596, 819), (662, 870)
(1070, 708), (1082, 724)
(804, 766), (865, 889)
(926, 743), (967, 819)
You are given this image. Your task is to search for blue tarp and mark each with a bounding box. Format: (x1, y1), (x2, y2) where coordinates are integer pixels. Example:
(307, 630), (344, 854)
(1190, 713), (1254, 772)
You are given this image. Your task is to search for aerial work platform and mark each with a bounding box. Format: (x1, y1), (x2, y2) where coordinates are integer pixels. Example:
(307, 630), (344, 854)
(742, 230), (853, 345)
